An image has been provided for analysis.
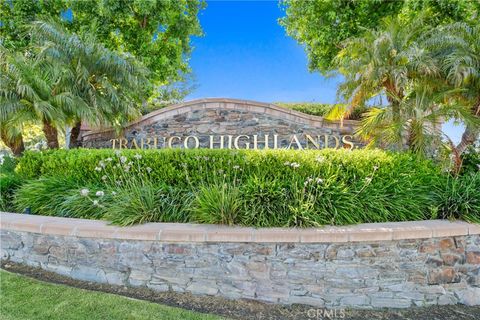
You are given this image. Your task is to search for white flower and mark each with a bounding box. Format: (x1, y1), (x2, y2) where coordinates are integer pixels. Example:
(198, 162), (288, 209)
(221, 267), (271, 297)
(233, 165), (240, 170)
(111, 191), (117, 196)
(304, 177), (314, 186)
(146, 167), (152, 173)
(80, 189), (90, 197)
(134, 154), (142, 160)
(115, 180), (122, 185)
(284, 161), (291, 166)
(99, 161), (106, 168)
(94, 166), (102, 172)
(124, 165), (131, 172)
(373, 165), (379, 170)
(102, 175), (107, 181)
(365, 177), (372, 183)
(0, 154), (4, 166)
(315, 156), (325, 163)
(290, 162), (300, 169)
(316, 178), (323, 184)
(96, 191), (104, 197)
(120, 156), (127, 163)
(105, 158), (113, 162)
(114, 150), (121, 156)
(93, 200), (99, 206)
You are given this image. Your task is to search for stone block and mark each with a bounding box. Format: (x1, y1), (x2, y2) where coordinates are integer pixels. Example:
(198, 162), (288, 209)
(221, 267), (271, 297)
(371, 297), (411, 308)
(427, 268), (461, 285)
(466, 252), (480, 265)
(457, 288), (480, 306)
(186, 280), (219, 295)
(70, 265), (106, 283)
(340, 295), (370, 306)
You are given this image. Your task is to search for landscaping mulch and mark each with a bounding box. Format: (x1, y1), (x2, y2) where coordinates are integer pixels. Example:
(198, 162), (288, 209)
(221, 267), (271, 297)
(1, 261), (479, 320)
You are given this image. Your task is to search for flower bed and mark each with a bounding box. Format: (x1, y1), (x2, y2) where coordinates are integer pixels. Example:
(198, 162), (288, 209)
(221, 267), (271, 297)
(2, 148), (480, 226)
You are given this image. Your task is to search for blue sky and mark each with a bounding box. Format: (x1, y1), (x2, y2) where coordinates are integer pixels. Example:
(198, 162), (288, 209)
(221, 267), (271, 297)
(187, 0), (463, 143)
(186, 0), (341, 103)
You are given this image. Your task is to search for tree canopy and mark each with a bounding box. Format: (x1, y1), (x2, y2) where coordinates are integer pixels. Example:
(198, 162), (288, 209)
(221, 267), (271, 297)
(280, 0), (480, 75)
(0, 0), (205, 88)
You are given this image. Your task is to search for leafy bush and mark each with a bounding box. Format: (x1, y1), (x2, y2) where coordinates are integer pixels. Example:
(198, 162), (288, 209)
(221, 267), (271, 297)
(434, 173), (480, 223)
(11, 148), (462, 227)
(276, 102), (368, 120)
(1, 153), (24, 211)
(460, 146), (480, 176)
(0, 173), (23, 212)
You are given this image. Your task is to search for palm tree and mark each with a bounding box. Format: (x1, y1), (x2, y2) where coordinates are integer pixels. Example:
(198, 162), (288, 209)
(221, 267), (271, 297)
(427, 23), (480, 155)
(0, 46), (64, 154)
(30, 21), (150, 148)
(333, 15), (457, 154)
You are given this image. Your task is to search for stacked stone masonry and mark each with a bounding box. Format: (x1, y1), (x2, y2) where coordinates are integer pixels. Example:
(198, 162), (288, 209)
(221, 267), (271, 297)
(1, 213), (479, 308)
(80, 98), (360, 149)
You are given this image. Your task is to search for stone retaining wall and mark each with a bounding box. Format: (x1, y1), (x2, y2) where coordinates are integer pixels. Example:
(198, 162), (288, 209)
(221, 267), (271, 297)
(1, 212), (479, 308)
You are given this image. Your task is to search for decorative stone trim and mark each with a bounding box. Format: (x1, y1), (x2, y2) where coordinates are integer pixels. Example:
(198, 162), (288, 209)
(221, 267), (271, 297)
(2, 212), (479, 308)
(1, 212), (478, 242)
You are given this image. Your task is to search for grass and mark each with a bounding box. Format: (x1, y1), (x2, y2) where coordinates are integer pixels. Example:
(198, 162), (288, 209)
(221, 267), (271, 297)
(0, 270), (223, 320)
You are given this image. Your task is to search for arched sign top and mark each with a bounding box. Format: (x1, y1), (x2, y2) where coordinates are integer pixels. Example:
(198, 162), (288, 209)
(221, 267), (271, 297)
(81, 98), (361, 150)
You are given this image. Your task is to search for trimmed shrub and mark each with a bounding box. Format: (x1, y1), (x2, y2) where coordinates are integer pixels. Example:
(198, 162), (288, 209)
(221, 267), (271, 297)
(12, 148), (455, 227)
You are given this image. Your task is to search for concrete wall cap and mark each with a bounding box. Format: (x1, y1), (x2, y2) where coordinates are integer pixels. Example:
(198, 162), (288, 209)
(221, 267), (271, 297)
(2, 212), (478, 243)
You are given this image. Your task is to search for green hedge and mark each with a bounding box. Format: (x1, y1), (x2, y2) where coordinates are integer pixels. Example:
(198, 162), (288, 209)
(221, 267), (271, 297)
(11, 148), (474, 227)
(275, 103), (368, 120)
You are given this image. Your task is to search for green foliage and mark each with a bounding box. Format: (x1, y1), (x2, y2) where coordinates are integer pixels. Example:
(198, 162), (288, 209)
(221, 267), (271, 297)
(14, 176), (80, 216)
(12, 148), (454, 227)
(434, 173), (480, 223)
(192, 184), (242, 225)
(280, 0), (479, 74)
(461, 146), (480, 176)
(0, 0), (67, 50)
(0, 154), (23, 211)
(0, 173), (23, 212)
(275, 103), (368, 120)
(0, 0), (205, 89)
(68, 0), (205, 87)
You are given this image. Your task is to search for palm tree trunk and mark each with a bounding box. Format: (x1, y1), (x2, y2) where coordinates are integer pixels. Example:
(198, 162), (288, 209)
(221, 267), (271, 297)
(69, 121), (82, 148)
(0, 129), (25, 156)
(456, 125), (479, 155)
(42, 120), (59, 149)
(456, 100), (480, 155)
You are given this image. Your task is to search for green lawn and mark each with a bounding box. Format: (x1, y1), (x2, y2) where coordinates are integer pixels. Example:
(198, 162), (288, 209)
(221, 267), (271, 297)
(0, 270), (223, 320)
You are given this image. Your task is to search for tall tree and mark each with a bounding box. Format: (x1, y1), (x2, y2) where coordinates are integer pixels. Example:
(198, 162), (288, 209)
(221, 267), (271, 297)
(428, 23), (480, 155)
(0, 21), (150, 152)
(68, 0), (205, 89)
(31, 21), (151, 147)
(280, 0), (479, 75)
(333, 16), (440, 150)
(0, 0), (67, 50)
(0, 45), (64, 154)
